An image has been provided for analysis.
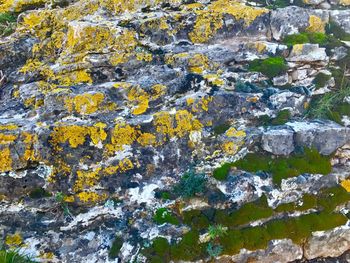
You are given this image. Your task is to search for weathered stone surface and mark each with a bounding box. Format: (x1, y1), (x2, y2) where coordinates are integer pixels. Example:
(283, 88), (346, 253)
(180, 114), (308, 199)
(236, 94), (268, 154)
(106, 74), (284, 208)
(262, 128), (295, 155)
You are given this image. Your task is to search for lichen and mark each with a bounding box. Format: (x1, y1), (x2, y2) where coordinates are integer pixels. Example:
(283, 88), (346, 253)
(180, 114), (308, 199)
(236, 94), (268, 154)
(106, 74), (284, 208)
(189, 0), (268, 43)
(306, 15), (325, 33)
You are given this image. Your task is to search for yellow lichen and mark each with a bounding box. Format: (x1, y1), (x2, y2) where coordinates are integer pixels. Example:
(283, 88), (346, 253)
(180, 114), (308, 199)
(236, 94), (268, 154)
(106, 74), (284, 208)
(106, 122), (138, 152)
(226, 127), (246, 138)
(0, 124), (18, 131)
(341, 179), (350, 192)
(0, 147), (12, 173)
(127, 87), (149, 115)
(50, 124), (107, 150)
(188, 54), (210, 74)
(0, 134), (17, 144)
(339, 0), (350, 5)
(74, 168), (102, 192)
(292, 44), (304, 54)
(137, 132), (156, 146)
(306, 15), (325, 33)
(189, 0), (268, 43)
(77, 191), (107, 203)
(104, 158), (134, 174)
(65, 93), (105, 115)
(5, 233), (23, 247)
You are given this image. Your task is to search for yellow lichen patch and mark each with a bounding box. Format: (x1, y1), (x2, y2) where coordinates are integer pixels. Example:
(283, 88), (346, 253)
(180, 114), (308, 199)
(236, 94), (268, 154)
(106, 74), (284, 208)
(137, 132), (156, 146)
(341, 179), (350, 192)
(151, 84), (167, 99)
(63, 195), (75, 203)
(56, 70), (93, 86)
(66, 23), (117, 54)
(204, 74), (224, 86)
(22, 132), (38, 162)
(0, 0), (47, 13)
(74, 168), (102, 192)
(106, 122), (138, 152)
(153, 110), (203, 141)
(189, 0), (268, 43)
(255, 42), (267, 53)
(0, 133), (17, 144)
(191, 96), (213, 112)
(40, 252), (55, 260)
(226, 127), (246, 138)
(221, 141), (239, 154)
(77, 191), (107, 203)
(136, 52), (153, 62)
(0, 124), (18, 131)
(65, 93), (105, 115)
(22, 11), (48, 30)
(188, 54), (210, 74)
(292, 44), (304, 54)
(0, 147), (12, 173)
(104, 158), (134, 175)
(50, 124), (107, 150)
(164, 52), (189, 66)
(109, 30), (138, 66)
(5, 233), (23, 247)
(187, 97), (195, 106)
(306, 15), (325, 33)
(127, 87), (150, 115)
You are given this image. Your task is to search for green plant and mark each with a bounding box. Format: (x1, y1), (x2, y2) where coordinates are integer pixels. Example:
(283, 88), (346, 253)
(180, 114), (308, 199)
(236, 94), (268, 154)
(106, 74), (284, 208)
(213, 122), (231, 135)
(0, 248), (36, 263)
(313, 72), (331, 88)
(213, 163), (231, 181)
(248, 57), (288, 78)
(153, 208), (179, 225)
(270, 109), (291, 125)
(109, 237), (123, 259)
(0, 13), (17, 37)
(29, 188), (52, 199)
(206, 243), (222, 258)
(208, 224), (227, 240)
(173, 169), (207, 198)
(55, 192), (72, 217)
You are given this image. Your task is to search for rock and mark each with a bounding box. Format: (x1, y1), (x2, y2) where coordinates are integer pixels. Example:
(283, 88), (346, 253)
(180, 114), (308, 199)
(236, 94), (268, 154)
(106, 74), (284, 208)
(270, 7), (328, 40)
(286, 121), (350, 155)
(330, 10), (350, 34)
(287, 44), (328, 62)
(273, 73), (289, 86)
(304, 226), (350, 259)
(262, 128), (295, 155)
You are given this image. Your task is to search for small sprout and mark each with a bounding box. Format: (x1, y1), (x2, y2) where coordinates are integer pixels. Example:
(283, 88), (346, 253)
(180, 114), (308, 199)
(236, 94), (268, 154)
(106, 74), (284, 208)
(206, 242), (223, 258)
(208, 224), (228, 240)
(173, 169), (207, 198)
(55, 192), (72, 217)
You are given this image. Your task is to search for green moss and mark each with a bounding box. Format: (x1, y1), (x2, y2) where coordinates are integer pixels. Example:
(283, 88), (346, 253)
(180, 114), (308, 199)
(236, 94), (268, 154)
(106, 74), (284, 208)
(233, 148), (332, 185)
(313, 73), (331, 88)
(183, 210), (211, 230)
(170, 230), (206, 261)
(153, 208), (179, 225)
(0, 13), (17, 37)
(213, 163), (231, 181)
(282, 32), (328, 46)
(271, 109), (291, 125)
(326, 21), (350, 41)
(0, 249), (36, 263)
(29, 188), (52, 199)
(213, 122), (231, 135)
(248, 56), (288, 78)
(142, 237), (171, 263)
(109, 236), (123, 259)
(318, 186), (350, 212)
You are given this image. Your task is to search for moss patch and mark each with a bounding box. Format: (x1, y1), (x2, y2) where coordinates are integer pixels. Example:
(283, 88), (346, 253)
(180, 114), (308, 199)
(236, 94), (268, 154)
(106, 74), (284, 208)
(29, 188), (52, 199)
(233, 148), (332, 185)
(109, 236), (123, 259)
(248, 56), (288, 78)
(213, 163), (231, 181)
(313, 72), (331, 88)
(153, 208), (179, 225)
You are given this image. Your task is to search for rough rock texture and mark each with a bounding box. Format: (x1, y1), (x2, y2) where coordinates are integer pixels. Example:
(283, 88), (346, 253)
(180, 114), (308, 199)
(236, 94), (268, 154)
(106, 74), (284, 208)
(0, 0), (350, 262)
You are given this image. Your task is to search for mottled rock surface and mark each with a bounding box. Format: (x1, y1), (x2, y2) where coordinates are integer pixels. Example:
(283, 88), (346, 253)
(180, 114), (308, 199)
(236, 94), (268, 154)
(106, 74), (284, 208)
(0, 0), (350, 262)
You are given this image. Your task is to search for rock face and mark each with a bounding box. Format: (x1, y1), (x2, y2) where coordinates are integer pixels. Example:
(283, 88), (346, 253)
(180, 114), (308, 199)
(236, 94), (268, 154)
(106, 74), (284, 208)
(0, 0), (350, 262)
